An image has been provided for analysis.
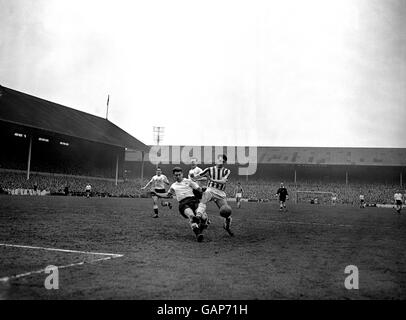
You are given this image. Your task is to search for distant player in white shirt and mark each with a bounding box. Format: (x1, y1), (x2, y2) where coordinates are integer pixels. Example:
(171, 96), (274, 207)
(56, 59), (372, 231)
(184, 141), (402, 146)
(85, 183), (92, 198)
(394, 192), (403, 214)
(188, 158), (203, 184)
(331, 193), (337, 206)
(234, 182), (244, 208)
(188, 158), (207, 199)
(141, 167), (172, 218)
(153, 167), (205, 242)
(359, 194), (365, 208)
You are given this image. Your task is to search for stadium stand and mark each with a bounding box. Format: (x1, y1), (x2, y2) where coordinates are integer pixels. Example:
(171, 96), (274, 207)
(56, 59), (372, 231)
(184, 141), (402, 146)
(255, 147), (406, 166)
(0, 85), (148, 181)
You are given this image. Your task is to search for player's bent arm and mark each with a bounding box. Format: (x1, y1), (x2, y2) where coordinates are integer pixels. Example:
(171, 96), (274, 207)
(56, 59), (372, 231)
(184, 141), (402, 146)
(210, 178), (228, 184)
(189, 174), (206, 182)
(193, 174), (203, 180)
(194, 168), (210, 180)
(195, 176), (207, 182)
(188, 180), (202, 193)
(152, 188), (175, 199)
(141, 178), (153, 190)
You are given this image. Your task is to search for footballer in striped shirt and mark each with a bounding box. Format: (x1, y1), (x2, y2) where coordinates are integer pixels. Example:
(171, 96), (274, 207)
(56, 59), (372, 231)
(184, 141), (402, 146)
(194, 154), (234, 236)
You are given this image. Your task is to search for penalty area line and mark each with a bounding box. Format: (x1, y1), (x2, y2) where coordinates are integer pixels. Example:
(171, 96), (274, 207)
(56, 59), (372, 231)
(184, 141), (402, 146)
(0, 243), (123, 283)
(0, 243), (123, 258)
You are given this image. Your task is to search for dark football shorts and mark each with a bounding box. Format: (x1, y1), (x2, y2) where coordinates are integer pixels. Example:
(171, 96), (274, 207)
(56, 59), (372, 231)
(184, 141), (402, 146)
(396, 200), (402, 206)
(193, 189), (203, 199)
(279, 197), (286, 202)
(178, 196), (199, 218)
(154, 188), (166, 194)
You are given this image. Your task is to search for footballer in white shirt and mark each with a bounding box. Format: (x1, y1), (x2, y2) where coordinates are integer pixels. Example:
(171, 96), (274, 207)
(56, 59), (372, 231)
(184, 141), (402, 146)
(188, 158), (203, 182)
(153, 167), (205, 242)
(359, 194), (365, 208)
(331, 194), (337, 206)
(141, 167), (172, 218)
(394, 192), (403, 213)
(85, 183), (92, 198)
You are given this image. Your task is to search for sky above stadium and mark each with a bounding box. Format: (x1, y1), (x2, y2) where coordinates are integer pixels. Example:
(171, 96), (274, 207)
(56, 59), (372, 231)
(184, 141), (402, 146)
(0, 0), (405, 148)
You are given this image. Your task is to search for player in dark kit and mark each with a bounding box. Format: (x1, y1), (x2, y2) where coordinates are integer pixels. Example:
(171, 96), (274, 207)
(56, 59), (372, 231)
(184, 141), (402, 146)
(234, 182), (244, 209)
(276, 182), (289, 212)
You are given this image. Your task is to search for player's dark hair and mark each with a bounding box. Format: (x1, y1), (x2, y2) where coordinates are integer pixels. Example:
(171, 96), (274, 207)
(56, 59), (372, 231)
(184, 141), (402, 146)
(219, 154), (227, 163)
(172, 167), (182, 174)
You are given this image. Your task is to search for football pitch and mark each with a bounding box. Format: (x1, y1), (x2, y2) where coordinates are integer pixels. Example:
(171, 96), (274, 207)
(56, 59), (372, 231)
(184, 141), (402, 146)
(0, 195), (405, 300)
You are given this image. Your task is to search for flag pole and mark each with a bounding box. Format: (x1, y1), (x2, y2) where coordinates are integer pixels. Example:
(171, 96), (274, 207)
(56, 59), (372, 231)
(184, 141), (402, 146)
(106, 94), (110, 120)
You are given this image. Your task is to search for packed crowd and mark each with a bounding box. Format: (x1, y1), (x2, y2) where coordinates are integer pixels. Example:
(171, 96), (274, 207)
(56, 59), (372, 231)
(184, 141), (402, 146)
(224, 180), (403, 205)
(0, 171), (148, 197)
(0, 171), (403, 205)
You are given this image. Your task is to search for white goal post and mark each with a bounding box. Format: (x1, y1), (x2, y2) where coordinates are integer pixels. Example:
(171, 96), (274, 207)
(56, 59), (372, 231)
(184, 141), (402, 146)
(295, 191), (336, 205)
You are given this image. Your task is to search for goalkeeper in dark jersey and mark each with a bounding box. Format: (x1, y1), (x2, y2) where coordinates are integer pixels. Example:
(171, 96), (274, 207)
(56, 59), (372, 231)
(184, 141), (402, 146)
(276, 182), (289, 212)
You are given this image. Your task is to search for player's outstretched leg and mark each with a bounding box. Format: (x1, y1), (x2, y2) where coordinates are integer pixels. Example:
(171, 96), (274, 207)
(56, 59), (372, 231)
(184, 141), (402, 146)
(279, 201), (284, 212)
(197, 210), (209, 231)
(196, 190), (212, 230)
(223, 216), (233, 236)
(217, 200), (234, 237)
(184, 208), (204, 242)
(191, 217), (204, 242)
(152, 196), (159, 218)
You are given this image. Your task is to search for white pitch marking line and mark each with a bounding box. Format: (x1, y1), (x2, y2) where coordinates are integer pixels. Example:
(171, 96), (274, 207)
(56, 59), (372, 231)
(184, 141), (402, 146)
(0, 256), (115, 283)
(0, 244), (123, 282)
(0, 243), (123, 258)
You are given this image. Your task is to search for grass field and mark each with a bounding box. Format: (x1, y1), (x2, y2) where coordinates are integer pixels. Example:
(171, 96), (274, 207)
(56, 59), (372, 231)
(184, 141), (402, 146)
(0, 195), (405, 300)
